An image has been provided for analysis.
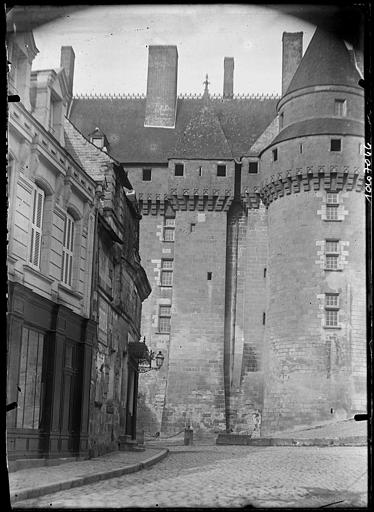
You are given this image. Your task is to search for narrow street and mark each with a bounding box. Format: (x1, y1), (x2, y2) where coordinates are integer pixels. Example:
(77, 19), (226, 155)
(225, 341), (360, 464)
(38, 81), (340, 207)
(13, 444), (367, 508)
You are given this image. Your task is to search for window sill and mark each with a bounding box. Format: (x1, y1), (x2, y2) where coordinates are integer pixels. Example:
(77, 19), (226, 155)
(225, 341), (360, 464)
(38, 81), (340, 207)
(160, 285), (173, 288)
(163, 240), (175, 243)
(323, 325), (342, 329)
(324, 268), (343, 272)
(23, 264), (54, 284)
(323, 219), (342, 222)
(58, 282), (83, 300)
(155, 332), (171, 335)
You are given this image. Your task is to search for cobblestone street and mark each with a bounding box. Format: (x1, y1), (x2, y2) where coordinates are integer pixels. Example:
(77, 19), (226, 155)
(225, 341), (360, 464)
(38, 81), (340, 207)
(13, 444), (367, 508)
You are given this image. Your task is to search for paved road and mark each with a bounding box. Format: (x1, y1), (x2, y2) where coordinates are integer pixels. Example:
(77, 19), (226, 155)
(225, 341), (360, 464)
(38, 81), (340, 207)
(14, 445), (368, 508)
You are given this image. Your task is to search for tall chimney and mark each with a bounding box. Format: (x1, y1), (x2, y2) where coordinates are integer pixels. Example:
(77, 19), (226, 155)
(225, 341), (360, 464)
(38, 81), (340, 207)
(282, 32), (303, 95)
(60, 46), (75, 96)
(223, 57), (234, 98)
(145, 45), (178, 128)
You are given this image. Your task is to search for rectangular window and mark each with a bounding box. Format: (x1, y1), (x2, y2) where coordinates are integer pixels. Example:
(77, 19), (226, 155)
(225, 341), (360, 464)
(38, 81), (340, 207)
(299, 143), (303, 154)
(325, 294), (339, 307)
(61, 213), (75, 286)
(190, 223), (196, 232)
(217, 164), (226, 177)
(272, 148), (278, 161)
(159, 305), (171, 333)
(325, 240), (339, 253)
(330, 139), (342, 152)
(142, 168), (152, 181)
(29, 186), (45, 268)
(198, 166), (202, 176)
(207, 272), (212, 280)
(17, 327), (44, 429)
(326, 192), (339, 204)
(326, 205), (339, 221)
(161, 259), (173, 286)
(325, 309), (338, 327)
(326, 255), (338, 270)
(164, 217), (175, 242)
(279, 112), (284, 129)
(334, 99), (347, 116)
(248, 162), (258, 174)
(175, 163), (184, 176)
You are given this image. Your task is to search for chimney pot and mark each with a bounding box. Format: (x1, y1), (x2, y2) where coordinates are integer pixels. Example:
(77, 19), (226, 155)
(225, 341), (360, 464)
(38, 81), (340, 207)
(282, 32), (303, 96)
(223, 57), (234, 98)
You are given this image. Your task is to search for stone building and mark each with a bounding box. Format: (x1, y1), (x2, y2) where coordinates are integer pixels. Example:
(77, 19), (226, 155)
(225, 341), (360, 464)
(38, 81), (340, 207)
(6, 26), (150, 460)
(69, 25), (366, 437)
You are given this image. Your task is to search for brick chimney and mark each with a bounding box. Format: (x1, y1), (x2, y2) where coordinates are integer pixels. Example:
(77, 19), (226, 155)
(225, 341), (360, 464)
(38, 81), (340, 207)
(145, 45), (178, 128)
(282, 32), (303, 95)
(223, 57), (234, 98)
(60, 46), (75, 96)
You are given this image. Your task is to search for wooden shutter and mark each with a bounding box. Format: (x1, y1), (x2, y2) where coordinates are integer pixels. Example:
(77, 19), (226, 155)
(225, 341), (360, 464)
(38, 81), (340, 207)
(61, 214), (75, 286)
(29, 187), (44, 267)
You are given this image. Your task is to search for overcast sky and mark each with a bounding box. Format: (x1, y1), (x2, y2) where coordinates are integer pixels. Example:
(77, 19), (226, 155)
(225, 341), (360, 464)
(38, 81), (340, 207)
(31, 4), (317, 96)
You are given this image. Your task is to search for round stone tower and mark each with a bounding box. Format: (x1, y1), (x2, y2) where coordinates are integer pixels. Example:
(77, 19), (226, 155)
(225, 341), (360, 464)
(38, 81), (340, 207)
(258, 27), (366, 434)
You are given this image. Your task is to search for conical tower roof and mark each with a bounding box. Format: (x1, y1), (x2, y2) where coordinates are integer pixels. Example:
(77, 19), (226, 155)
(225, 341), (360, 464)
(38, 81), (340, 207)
(286, 26), (361, 94)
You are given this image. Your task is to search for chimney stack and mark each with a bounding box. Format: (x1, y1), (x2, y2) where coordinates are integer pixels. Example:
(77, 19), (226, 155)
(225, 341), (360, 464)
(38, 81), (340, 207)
(223, 57), (234, 98)
(282, 32), (303, 95)
(60, 46), (75, 96)
(145, 45), (178, 128)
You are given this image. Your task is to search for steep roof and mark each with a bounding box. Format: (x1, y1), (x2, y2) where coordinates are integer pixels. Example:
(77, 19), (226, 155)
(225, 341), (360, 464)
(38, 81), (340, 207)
(286, 27), (361, 94)
(69, 96), (277, 163)
(170, 99), (233, 159)
(64, 117), (132, 188)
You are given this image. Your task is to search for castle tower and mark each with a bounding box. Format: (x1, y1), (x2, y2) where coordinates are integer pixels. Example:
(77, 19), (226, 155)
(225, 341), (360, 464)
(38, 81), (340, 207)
(258, 27), (366, 434)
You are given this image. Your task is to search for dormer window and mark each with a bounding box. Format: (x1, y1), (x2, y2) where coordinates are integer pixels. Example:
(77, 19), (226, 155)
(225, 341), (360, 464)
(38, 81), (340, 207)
(89, 127), (108, 151)
(92, 137), (104, 149)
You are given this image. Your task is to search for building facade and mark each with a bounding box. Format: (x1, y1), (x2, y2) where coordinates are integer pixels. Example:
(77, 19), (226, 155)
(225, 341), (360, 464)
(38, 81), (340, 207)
(69, 26), (367, 437)
(7, 27), (151, 460)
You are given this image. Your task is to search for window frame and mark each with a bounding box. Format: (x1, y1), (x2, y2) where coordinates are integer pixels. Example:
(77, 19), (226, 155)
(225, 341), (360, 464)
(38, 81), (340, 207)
(330, 138), (342, 152)
(142, 168), (152, 181)
(217, 164), (226, 177)
(272, 148), (278, 161)
(160, 259), (173, 287)
(163, 217), (175, 242)
(325, 293), (340, 328)
(325, 239), (340, 271)
(248, 161), (258, 174)
(334, 98), (347, 117)
(174, 163), (184, 177)
(158, 305), (171, 333)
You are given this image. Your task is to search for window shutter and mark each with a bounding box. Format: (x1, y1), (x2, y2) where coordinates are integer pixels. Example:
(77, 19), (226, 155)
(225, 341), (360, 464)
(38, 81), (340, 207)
(61, 214), (75, 286)
(29, 187), (44, 267)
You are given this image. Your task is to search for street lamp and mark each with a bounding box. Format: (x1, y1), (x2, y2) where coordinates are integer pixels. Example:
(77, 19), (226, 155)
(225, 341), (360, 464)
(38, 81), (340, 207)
(138, 337), (165, 373)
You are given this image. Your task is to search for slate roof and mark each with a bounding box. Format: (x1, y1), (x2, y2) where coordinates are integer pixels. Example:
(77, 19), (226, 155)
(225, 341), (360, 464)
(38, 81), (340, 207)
(69, 96), (278, 163)
(286, 27), (361, 94)
(260, 117), (365, 155)
(170, 99), (233, 159)
(64, 117), (133, 188)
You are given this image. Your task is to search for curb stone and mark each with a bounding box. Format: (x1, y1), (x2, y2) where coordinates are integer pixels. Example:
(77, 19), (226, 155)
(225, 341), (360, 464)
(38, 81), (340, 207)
(216, 434), (367, 447)
(11, 449), (169, 503)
